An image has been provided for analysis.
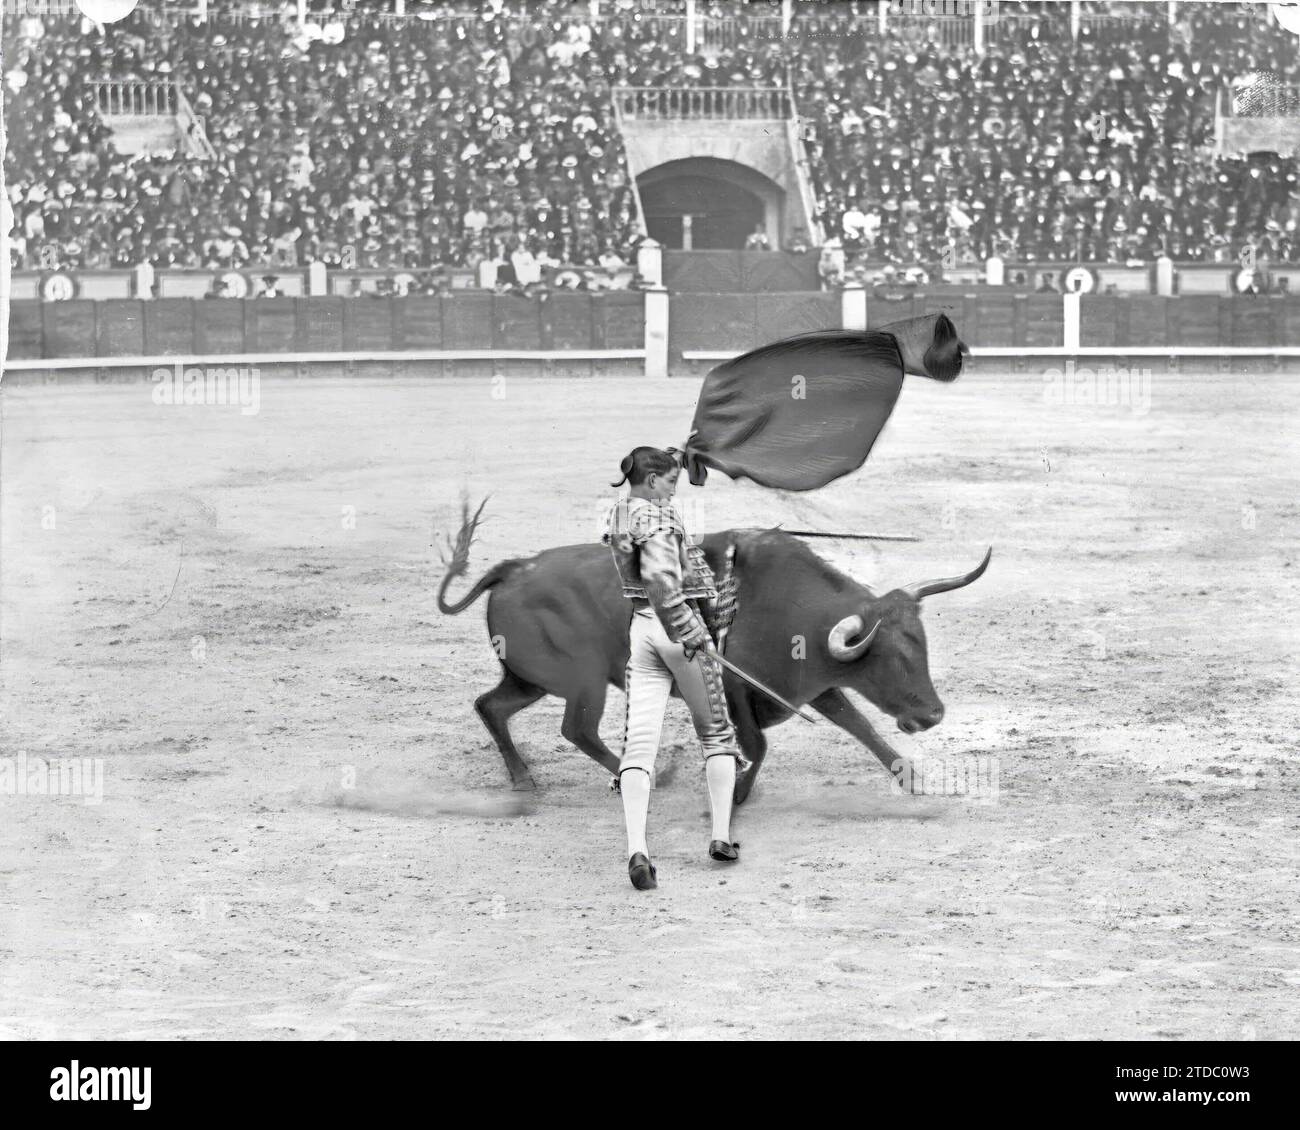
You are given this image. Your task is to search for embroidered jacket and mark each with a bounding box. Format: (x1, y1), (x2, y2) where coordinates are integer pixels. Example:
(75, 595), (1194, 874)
(602, 498), (718, 611)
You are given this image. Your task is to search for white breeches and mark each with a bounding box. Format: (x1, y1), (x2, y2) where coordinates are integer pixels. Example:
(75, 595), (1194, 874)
(620, 605), (740, 777)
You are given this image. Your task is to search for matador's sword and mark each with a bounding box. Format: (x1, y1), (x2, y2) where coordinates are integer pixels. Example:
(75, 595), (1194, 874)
(704, 646), (819, 725)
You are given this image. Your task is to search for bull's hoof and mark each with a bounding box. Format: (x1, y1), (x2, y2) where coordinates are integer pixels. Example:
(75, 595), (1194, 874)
(628, 853), (658, 890)
(510, 774), (537, 792)
(709, 839), (739, 862)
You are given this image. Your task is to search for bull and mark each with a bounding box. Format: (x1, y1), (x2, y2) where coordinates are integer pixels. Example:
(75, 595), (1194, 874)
(438, 519), (989, 802)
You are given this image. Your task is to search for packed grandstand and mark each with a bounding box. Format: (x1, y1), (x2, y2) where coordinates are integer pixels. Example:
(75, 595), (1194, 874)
(7, 0), (1300, 290)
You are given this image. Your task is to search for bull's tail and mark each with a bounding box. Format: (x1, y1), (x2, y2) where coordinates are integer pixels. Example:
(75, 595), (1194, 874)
(436, 496), (521, 614)
(437, 558), (522, 615)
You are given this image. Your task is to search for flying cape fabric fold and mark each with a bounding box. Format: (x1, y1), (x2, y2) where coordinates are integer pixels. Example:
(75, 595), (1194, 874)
(680, 315), (965, 491)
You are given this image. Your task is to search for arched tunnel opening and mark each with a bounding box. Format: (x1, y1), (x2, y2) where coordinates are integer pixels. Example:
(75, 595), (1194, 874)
(638, 173), (766, 250)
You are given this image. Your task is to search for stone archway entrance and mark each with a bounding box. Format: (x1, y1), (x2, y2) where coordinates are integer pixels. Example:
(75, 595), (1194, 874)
(637, 157), (782, 250)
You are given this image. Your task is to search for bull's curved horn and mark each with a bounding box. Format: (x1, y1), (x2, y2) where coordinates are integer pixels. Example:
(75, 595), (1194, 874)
(827, 614), (881, 662)
(901, 547), (992, 601)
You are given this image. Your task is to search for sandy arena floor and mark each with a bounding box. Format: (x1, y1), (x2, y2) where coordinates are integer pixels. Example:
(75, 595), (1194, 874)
(1, 366), (1297, 1039)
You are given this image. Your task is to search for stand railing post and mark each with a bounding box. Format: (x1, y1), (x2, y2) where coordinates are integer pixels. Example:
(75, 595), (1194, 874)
(644, 287), (669, 379)
(1062, 291), (1081, 349)
(841, 283), (867, 331)
(637, 238), (663, 288)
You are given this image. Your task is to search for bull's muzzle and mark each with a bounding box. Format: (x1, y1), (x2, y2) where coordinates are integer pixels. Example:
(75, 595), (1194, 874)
(898, 704), (944, 733)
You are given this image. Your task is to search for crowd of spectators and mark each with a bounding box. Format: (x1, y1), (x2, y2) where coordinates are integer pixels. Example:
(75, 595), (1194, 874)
(6, 1), (645, 278)
(6, 0), (1300, 279)
(794, 1), (1300, 272)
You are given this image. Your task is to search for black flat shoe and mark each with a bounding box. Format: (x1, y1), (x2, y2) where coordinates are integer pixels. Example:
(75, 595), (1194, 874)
(709, 839), (739, 862)
(628, 852), (658, 890)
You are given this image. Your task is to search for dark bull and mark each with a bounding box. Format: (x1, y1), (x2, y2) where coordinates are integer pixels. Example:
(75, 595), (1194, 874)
(439, 523), (990, 802)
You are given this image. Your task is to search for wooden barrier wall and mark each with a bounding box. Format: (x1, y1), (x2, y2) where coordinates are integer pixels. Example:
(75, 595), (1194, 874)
(1078, 294), (1300, 347)
(668, 290), (842, 362)
(5, 292), (646, 360)
(865, 291), (1066, 348)
(668, 292), (1300, 361)
(11, 291), (1300, 366)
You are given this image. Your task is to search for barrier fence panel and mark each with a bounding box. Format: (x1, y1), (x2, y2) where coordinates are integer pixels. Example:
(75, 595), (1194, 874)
(670, 291), (839, 362)
(493, 295), (542, 351)
(193, 299), (245, 354)
(601, 293), (647, 349)
(441, 295), (495, 351)
(96, 300), (146, 357)
(550, 293), (597, 351)
(968, 293), (1017, 347)
(342, 299), (394, 352)
(247, 298), (297, 353)
(295, 297), (345, 353)
(1232, 300), (1275, 348)
(1167, 296), (1220, 346)
(1277, 297), (1300, 344)
(43, 300), (97, 359)
(8, 302), (45, 359)
(1125, 296), (1171, 347)
(1023, 296), (1065, 348)
(392, 297), (443, 350)
(1080, 295), (1118, 347)
(670, 294), (757, 364)
(753, 291), (840, 341)
(144, 299), (196, 356)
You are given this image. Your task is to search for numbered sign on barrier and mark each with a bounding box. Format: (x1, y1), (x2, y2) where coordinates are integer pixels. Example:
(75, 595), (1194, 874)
(1233, 267), (1270, 294)
(1061, 266), (1098, 294)
(217, 271), (250, 298)
(40, 272), (79, 301)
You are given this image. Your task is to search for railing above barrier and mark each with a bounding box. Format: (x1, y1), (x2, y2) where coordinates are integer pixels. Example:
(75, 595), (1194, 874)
(613, 86), (792, 121)
(1228, 82), (1300, 118)
(3, 0), (1175, 51)
(92, 80), (177, 118)
(3, 0), (79, 14)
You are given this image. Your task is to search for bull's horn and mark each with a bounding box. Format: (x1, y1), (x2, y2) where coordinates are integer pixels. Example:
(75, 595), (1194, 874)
(827, 614), (881, 662)
(901, 547), (992, 600)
